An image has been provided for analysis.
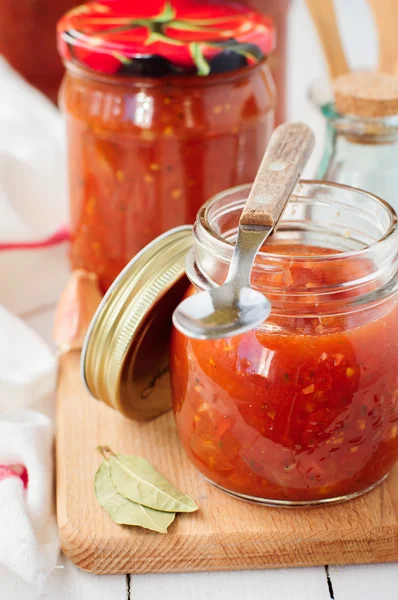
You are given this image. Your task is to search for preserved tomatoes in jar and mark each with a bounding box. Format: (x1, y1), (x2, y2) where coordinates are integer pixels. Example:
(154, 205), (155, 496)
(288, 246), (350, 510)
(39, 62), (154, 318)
(57, 0), (276, 291)
(170, 181), (398, 505)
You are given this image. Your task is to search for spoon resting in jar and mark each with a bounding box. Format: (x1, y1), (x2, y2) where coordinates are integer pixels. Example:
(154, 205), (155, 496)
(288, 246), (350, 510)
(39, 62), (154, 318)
(172, 122), (315, 340)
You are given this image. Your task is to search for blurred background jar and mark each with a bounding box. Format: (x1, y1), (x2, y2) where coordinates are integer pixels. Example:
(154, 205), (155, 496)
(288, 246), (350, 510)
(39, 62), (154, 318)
(57, 0), (276, 291)
(245, 0), (290, 124)
(0, 0), (80, 103)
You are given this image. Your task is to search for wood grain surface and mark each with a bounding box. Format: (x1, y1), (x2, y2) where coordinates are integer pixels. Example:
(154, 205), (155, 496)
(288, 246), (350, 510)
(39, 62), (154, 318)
(56, 352), (398, 576)
(239, 123), (314, 228)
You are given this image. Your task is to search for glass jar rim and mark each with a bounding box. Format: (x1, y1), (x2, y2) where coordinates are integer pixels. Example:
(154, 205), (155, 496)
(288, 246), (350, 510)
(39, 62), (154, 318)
(189, 179), (398, 317)
(197, 180), (398, 262)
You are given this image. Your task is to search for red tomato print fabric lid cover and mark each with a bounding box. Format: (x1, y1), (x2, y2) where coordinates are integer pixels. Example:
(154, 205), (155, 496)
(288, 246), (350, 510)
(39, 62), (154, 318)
(57, 0), (275, 77)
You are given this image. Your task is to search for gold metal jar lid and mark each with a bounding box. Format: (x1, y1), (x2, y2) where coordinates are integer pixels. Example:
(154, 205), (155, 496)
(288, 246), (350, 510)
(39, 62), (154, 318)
(81, 226), (192, 421)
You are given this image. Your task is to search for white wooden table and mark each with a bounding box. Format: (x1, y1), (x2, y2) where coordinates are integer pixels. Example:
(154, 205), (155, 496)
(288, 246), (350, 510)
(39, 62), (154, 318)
(1, 557), (397, 599)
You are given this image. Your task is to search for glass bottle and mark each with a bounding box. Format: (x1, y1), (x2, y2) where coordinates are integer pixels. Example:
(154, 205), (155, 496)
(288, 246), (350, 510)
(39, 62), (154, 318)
(311, 76), (398, 214)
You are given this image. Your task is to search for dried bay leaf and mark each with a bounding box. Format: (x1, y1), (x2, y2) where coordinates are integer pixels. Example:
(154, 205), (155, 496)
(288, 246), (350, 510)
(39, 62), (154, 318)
(94, 461), (176, 533)
(108, 453), (198, 513)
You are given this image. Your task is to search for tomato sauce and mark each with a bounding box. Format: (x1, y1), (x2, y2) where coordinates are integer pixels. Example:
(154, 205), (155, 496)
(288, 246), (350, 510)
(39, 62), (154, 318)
(170, 243), (398, 503)
(61, 65), (275, 291)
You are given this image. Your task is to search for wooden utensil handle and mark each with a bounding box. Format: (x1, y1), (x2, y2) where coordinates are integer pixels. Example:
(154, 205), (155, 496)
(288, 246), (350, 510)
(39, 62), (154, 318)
(240, 122), (315, 228)
(368, 0), (398, 73)
(305, 0), (349, 78)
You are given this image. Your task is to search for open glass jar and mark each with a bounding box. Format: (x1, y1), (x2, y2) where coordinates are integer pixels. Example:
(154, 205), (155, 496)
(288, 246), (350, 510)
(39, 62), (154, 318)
(170, 181), (398, 505)
(57, 0), (276, 291)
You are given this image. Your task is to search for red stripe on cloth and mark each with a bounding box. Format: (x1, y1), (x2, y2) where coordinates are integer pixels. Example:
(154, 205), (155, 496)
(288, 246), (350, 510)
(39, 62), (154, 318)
(0, 226), (70, 251)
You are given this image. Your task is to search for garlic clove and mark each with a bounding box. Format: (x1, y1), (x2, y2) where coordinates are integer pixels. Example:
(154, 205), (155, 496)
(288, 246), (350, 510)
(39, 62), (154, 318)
(53, 269), (103, 353)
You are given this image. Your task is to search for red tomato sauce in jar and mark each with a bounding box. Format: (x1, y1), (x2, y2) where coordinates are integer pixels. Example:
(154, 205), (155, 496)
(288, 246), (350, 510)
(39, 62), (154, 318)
(170, 241), (398, 503)
(61, 66), (275, 291)
(57, 0), (276, 291)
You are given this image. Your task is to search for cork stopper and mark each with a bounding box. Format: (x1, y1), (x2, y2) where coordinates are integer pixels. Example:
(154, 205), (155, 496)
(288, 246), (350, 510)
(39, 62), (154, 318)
(334, 71), (398, 118)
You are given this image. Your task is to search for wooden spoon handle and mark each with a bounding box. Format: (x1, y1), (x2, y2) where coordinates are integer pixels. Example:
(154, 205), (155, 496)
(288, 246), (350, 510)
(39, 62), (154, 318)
(305, 0), (349, 78)
(240, 122), (315, 228)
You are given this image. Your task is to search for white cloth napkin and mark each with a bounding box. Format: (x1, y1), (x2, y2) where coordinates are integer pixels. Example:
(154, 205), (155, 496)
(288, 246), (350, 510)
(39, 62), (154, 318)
(0, 411), (59, 585)
(0, 56), (69, 315)
(0, 305), (57, 411)
(0, 59), (67, 583)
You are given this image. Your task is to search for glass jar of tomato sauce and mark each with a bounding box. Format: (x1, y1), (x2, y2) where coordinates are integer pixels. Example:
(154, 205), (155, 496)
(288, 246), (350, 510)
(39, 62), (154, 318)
(170, 181), (398, 505)
(57, 0), (276, 291)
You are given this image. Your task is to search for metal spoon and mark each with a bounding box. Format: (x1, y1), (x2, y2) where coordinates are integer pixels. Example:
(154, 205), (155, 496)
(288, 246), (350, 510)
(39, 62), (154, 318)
(172, 122), (315, 340)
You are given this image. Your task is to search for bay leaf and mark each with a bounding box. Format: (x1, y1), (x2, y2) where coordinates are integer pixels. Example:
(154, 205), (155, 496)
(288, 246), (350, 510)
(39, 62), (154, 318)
(109, 454), (198, 513)
(94, 461), (176, 533)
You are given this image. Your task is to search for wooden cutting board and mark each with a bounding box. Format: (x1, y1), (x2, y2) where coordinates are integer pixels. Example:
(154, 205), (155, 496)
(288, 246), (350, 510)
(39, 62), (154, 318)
(56, 352), (398, 575)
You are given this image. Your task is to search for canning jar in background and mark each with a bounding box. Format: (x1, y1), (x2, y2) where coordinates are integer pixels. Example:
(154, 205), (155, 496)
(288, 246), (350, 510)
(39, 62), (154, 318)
(57, 0), (276, 291)
(170, 181), (398, 505)
(245, 0), (290, 124)
(0, 0), (80, 102)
